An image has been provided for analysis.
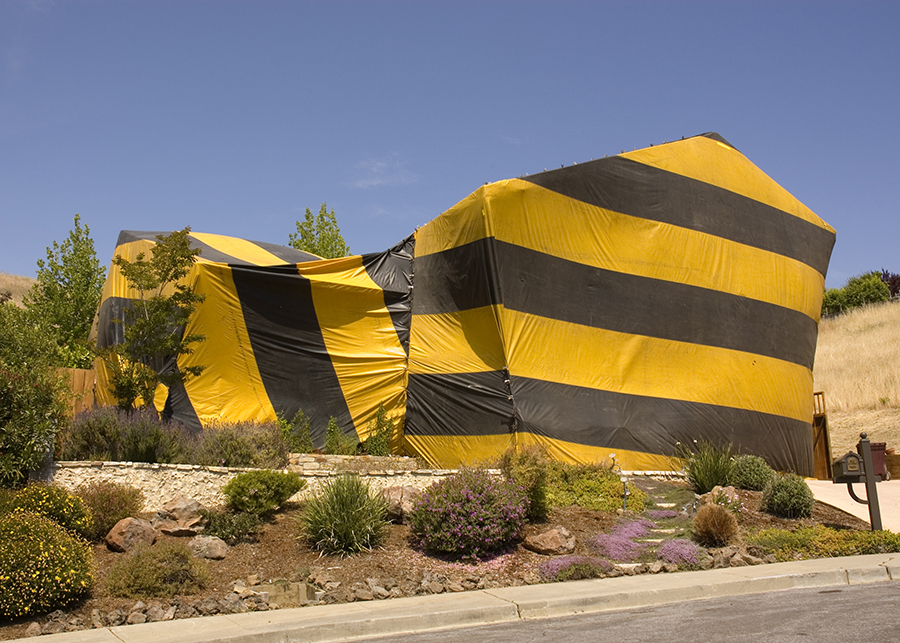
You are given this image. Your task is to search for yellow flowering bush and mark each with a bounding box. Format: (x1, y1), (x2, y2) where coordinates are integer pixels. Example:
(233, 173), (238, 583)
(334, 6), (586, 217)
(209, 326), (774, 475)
(11, 484), (93, 539)
(0, 511), (93, 618)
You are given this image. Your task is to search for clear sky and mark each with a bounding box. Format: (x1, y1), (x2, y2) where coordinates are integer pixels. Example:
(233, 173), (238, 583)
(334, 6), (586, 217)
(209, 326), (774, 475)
(1, 1), (897, 289)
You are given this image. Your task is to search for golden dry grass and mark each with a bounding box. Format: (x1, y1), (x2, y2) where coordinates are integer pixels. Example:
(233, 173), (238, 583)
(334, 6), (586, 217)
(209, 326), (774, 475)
(0, 272), (36, 308)
(814, 301), (900, 454)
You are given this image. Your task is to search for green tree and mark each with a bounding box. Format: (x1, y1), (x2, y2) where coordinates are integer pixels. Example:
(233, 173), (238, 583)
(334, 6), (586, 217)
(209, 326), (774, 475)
(23, 214), (106, 369)
(822, 271), (890, 316)
(0, 303), (69, 487)
(288, 203), (351, 259)
(100, 228), (206, 411)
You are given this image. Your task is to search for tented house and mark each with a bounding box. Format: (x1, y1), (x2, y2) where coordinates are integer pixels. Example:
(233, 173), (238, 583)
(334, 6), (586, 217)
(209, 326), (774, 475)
(93, 133), (836, 475)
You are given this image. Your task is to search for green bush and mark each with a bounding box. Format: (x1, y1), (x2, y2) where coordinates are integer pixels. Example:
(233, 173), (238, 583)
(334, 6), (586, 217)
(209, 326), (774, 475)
(278, 409), (313, 454)
(692, 503), (738, 547)
(11, 484), (93, 539)
(747, 525), (900, 562)
(545, 461), (647, 512)
(300, 473), (389, 555)
(762, 473), (815, 519)
(324, 416), (358, 455)
(105, 540), (209, 598)
(676, 440), (734, 494)
(199, 509), (263, 545)
(76, 480), (144, 540)
(822, 271), (890, 316)
(0, 487), (15, 515)
(409, 467), (527, 560)
(729, 454), (775, 491)
(193, 421), (289, 469)
(222, 470), (305, 516)
(56, 407), (192, 464)
(0, 511), (93, 618)
(498, 444), (552, 521)
(361, 404), (395, 457)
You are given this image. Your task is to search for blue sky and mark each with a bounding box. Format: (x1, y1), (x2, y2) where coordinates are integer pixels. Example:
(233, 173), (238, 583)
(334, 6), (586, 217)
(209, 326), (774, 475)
(1, 1), (897, 290)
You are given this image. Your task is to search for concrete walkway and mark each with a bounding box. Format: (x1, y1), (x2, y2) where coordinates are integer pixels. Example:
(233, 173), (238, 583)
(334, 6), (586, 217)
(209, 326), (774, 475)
(807, 479), (900, 531)
(36, 553), (900, 643)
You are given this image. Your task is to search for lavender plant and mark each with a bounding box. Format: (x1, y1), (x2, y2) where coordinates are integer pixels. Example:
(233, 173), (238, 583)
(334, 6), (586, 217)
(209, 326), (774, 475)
(590, 519), (654, 561)
(539, 555), (613, 582)
(656, 539), (704, 568)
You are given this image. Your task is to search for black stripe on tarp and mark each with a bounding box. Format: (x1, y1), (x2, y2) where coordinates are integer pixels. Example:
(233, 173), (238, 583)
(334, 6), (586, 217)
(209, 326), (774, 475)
(405, 371), (516, 438)
(522, 155), (835, 276)
(114, 230), (318, 266)
(413, 238), (818, 370)
(229, 264), (356, 446)
(362, 234), (415, 355)
(510, 375), (813, 476)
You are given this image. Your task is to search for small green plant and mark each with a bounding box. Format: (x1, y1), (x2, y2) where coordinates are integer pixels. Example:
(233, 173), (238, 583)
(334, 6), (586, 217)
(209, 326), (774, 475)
(10, 484), (94, 539)
(409, 467), (528, 560)
(728, 454), (775, 491)
(746, 525), (900, 562)
(361, 404), (394, 457)
(300, 473), (389, 555)
(76, 480), (144, 540)
(199, 509), (263, 545)
(498, 444), (552, 521)
(105, 540), (209, 598)
(761, 473), (815, 519)
(545, 461), (647, 512)
(0, 511), (93, 618)
(324, 416), (357, 455)
(278, 409), (314, 454)
(676, 440), (734, 494)
(222, 470), (305, 516)
(193, 421), (289, 469)
(692, 503), (738, 547)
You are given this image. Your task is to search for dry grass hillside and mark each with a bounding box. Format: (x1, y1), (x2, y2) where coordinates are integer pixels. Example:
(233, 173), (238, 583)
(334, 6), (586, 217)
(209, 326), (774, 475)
(0, 272), (36, 307)
(814, 301), (900, 457)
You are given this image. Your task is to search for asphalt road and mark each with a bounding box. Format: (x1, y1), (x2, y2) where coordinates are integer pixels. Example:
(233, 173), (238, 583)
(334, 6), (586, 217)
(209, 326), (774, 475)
(356, 583), (900, 643)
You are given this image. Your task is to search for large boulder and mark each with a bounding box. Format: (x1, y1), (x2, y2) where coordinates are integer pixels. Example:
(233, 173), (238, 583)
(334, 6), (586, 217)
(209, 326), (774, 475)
(381, 486), (421, 524)
(523, 526), (576, 555)
(152, 496), (207, 536)
(106, 517), (157, 552)
(190, 535), (228, 560)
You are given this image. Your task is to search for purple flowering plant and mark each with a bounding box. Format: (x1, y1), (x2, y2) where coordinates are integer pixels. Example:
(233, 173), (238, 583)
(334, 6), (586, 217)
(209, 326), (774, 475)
(656, 538), (703, 567)
(408, 467), (528, 561)
(590, 519), (654, 562)
(539, 555), (613, 582)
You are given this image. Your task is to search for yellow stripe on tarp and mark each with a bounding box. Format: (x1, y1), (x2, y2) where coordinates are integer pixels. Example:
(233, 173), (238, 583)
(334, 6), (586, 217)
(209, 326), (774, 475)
(305, 256), (408, 437)
(499, 308), (813, 423)
(622, 136), (835, 234)
(189, 232), (291, 266)
(409, 306), (507, 375)
(515, 432), (675, 471)
(414, 186), (493, 257)
(180, 263), (278, 425)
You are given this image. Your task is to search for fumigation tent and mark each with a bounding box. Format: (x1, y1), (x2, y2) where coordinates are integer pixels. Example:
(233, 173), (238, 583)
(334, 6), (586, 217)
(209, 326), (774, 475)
(93, 133), (836, 475)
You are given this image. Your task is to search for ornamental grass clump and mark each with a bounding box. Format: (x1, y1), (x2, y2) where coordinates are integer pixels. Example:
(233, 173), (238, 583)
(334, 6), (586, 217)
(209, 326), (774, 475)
(498, 444), (552, 521)
(76, 480), (144, 540)
(0, 511), (93, 618)
(539, 555), (613, 582)
(105, 540), (209, 598)
(590, 519), (653, 561)
(300, 474), (389, 555)
(692, 503), (738, 547)
(761, 473), (816, 519)
(657, 538), (704, 568)
(729, 454), (776, 491)
(676, 440), (734, 494)
(10, 484), (93, 539)
(222, 470), (305, 516)
(409, 467), (528, 561)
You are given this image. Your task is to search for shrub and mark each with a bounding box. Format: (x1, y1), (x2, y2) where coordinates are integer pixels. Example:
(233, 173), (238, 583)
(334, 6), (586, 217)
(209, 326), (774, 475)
(746, 525), (900, 562)
(498, 444), (552, 521)
(729, 454), (775, 491)
(409, 467), (528, 560)
(76, 480), (144, 540)
(56, 407), (192, 464)
(657, 539), (704, 568)
(0, 511), (93, 618)
(222, 470), (305, 516)
(300, 474), (389, 555)
(324, 416), (358, 455)
(590, 519), (653, 561)
(278, 409), (313, 454)
(762, 473), (815, 519)
(199, 509), (262, 545)
(193, 421), (288, 469)
(11, 484), (93, 539)
(361, 404), (395, 457)
(539, 555), (613, 582)
(105, 540), (209, 598)
(676, 440), (734, 494)
(692, 503), (738, 547)
(545, 461), (647, 512)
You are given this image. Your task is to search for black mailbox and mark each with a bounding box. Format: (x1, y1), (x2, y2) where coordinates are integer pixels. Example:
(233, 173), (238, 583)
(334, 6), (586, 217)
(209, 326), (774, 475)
(832, 452), (865, 483)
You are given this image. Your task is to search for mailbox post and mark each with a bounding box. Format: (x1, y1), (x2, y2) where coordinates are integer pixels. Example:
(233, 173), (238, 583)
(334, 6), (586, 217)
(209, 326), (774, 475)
(832, 433), (883, 531)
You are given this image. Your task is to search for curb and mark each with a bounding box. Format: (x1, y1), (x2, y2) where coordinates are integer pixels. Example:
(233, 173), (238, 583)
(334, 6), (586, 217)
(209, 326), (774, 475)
(35, 554), (900, 643)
